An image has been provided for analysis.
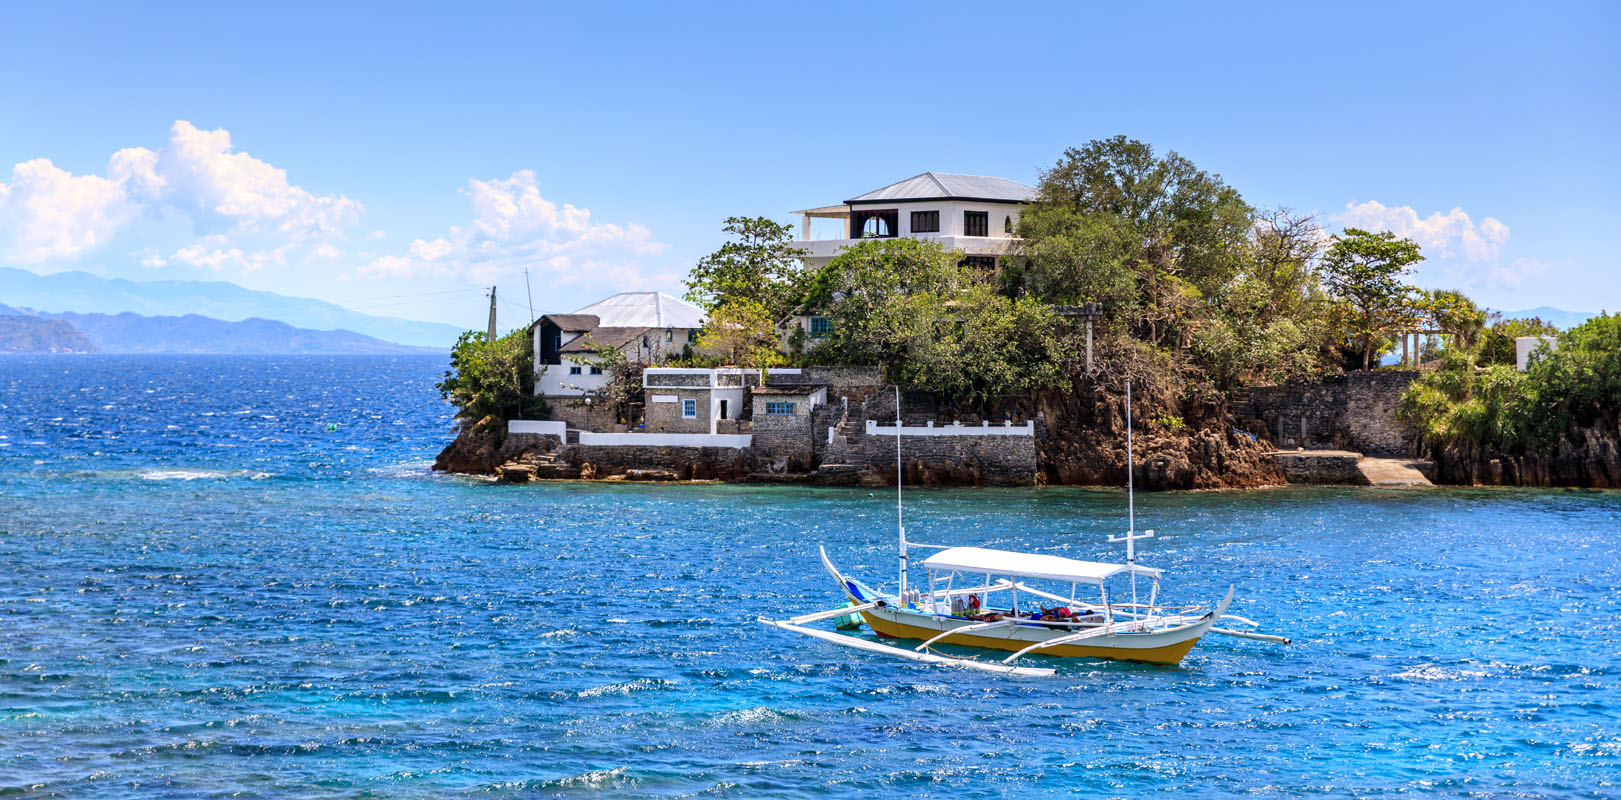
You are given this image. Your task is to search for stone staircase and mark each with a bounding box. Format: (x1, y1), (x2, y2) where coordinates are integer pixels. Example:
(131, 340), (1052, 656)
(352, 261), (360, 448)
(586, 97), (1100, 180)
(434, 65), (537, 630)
(497, 447), (580, 482)
(819, 403), (867, 471)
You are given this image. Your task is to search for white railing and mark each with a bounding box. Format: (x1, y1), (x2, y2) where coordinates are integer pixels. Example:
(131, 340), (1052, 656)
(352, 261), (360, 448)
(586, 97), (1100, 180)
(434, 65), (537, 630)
(865, 420), (1034, 437)
(577, 432), (753, 448)
(508, 420), (567, 438)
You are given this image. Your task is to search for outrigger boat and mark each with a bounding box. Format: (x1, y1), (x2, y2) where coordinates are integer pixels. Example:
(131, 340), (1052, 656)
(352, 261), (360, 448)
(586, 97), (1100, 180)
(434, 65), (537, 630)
(760, 382), (1288, 677)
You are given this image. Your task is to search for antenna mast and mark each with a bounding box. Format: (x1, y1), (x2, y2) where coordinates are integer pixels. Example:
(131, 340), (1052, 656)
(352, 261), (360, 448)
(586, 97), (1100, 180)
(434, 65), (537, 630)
(895, 384), (908, 603)
(486, 286), (498, 342)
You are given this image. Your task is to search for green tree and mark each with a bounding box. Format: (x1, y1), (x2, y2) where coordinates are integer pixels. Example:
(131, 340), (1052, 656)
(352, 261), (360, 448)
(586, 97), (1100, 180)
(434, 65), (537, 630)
(1014, 135), (1253, 346)
(802, 237), (970, 366)
(438, 328), (548, 425)
(696, 298), (785, 370)
(1321, 228), (1424, 370)
(569, 340), (643, 427)
(684, 216), (810, 320)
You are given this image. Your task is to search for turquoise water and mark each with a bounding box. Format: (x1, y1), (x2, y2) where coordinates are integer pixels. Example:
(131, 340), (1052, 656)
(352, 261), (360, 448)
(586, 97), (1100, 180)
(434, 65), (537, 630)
(2, 355), (1618, 798)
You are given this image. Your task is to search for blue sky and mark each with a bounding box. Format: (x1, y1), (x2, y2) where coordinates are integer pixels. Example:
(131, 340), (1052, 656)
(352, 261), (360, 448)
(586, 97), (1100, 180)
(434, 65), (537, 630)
(1, 2), (1615, 330)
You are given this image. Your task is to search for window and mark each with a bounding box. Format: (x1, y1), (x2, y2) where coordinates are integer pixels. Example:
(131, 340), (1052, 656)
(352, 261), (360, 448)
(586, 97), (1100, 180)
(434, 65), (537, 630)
(851, 209), (898, 238)
(960, 255), (997, 272)
(666, 329), (674, 342)
(719, 399), (728, 420)
(764, 401), (796, 415)
(1004, 214), (1014, 234)
(642, 335), (650, 348)
(590, 365), (603, 375)
(810, 316), (833, 337)
(682, 399), (697, 418)
(688, 330), (698, 343)
(964, 210), (989, 237)
(569, 366), (582, 375)
(910, 210), (939, 233)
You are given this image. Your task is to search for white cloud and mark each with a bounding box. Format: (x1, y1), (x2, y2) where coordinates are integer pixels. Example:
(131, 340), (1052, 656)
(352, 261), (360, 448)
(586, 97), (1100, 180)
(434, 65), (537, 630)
(357, 170), (673, 293)
(1336, 200), (1509, 261)
(0, 158), (139, 262)
(1491, 258), (1550, 288)
(0, 120), (360, 268)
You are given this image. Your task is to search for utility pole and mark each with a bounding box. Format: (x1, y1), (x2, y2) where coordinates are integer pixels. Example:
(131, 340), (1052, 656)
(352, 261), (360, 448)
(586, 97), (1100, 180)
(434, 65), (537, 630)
(486, 286), (498, 342)
(523, 268), (535, 328)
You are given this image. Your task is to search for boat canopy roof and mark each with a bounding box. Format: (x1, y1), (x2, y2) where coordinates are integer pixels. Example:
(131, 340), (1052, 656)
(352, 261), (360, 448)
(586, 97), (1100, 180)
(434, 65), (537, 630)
(921, 546), (1162, 585)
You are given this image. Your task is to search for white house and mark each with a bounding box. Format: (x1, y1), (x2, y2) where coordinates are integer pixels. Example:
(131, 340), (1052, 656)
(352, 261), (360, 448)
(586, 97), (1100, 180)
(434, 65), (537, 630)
(531, 292), (706, 400)
(792, 172), (1035, 271)
(785, 172), (1034, 345)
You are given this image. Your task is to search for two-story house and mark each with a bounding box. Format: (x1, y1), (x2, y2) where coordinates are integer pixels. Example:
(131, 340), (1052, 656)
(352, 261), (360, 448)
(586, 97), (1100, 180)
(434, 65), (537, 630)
(786, 171), (1034, 345)
(530, 291), (705, 427)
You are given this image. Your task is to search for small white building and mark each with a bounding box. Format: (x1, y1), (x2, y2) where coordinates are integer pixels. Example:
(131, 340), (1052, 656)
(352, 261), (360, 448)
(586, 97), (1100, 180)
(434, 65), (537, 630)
(1515, 335), (1557, 371)
(531, 292), (706, 399)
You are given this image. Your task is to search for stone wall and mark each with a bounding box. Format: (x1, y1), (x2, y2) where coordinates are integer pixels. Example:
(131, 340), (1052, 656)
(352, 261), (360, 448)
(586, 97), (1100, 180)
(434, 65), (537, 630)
(1246, 371), (1418, 457)
(568, 444), (755, 481)
(644, 388), (709, 433)
(753, 404), (818, 471)
(861, 430), (1037, 486)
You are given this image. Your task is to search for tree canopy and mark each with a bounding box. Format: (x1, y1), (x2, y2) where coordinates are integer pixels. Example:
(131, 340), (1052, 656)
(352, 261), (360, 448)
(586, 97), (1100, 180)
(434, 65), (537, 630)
(684, 216), (810, 321)
(1321, 228), (1425, 370)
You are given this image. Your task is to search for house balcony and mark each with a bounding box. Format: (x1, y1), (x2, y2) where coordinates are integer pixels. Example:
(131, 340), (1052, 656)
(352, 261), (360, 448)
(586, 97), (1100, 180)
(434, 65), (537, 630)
(795, 234), (1020, 262)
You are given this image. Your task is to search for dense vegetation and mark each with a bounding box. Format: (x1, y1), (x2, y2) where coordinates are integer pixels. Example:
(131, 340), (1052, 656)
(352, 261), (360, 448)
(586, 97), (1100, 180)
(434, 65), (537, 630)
(686, 135), (1453, 412)
(438, 329), (548, 426)
(1399, 313), (1619, 452)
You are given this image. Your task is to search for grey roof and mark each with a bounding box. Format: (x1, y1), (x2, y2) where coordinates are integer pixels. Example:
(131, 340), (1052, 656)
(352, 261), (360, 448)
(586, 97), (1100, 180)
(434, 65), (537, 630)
(846, 172), (1035, 205)
(558, 326), (654, 354)
(572, 292), (705, 329)
(534, 313), (600, 332)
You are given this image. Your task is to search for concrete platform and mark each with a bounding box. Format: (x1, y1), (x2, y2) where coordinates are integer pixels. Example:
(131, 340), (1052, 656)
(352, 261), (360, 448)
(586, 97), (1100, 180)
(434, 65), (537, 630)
(1357, 457), (1435, 487)
(1269, 450), (1435, 487)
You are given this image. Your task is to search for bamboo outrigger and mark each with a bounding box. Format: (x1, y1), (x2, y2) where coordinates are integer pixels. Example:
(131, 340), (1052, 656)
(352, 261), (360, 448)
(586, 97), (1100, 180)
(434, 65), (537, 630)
(760, 381), (1288, 677)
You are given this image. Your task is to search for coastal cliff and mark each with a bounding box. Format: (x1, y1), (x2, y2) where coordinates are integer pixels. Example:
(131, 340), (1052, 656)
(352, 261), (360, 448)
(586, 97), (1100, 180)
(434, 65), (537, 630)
(1424, 420), (1620, 488)
(1035, 378), (1285, 490)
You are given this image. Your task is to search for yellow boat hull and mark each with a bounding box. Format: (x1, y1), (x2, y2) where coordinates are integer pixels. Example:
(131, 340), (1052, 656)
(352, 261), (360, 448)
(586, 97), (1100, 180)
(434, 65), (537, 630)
(861, 610), (1203, 666)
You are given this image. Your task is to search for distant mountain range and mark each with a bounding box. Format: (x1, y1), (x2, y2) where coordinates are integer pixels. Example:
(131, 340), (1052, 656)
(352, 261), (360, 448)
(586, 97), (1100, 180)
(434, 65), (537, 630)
(0, 304), (96, 353)
(1494, 306), (1602, 330)
(0, 303), (442, 355)
(0, 267), (465, 348)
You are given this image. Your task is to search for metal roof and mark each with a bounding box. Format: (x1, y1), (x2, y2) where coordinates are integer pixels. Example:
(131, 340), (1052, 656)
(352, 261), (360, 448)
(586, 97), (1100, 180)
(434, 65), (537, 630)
(571, 292), (705, 329)
(557, 326), (654, 354)
(534, 313), (600, 332)
(846, 172), (1035, 205)
(921, 546), (1161, 585)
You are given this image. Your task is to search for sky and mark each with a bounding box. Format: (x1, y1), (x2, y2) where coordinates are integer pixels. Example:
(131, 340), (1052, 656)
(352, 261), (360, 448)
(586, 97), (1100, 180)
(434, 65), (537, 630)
(0, 2), (1616, 331)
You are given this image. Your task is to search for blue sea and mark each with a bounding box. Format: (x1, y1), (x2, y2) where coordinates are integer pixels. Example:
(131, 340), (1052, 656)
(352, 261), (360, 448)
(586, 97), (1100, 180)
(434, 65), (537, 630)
(1, 355), (1618, 798)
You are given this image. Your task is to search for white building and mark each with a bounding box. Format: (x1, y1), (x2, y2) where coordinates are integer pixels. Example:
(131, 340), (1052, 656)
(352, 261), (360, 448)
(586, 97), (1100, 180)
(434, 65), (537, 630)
(792, 172), (1035, 272)
(785, 172), (1034, 346)
(531, 292), (706, 399)
(1515, 335), (1557, 371)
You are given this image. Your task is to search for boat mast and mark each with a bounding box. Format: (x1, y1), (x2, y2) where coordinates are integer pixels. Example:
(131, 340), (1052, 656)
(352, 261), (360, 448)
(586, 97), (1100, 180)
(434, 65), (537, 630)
(895, 384), (908, 602)
(1109, 379), (1153, 609)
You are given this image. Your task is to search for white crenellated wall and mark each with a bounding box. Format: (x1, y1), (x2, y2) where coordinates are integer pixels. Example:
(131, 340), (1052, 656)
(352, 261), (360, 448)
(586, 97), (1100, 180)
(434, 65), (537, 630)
(865, 420), (1035, 437)
(577, 432), (753, 448)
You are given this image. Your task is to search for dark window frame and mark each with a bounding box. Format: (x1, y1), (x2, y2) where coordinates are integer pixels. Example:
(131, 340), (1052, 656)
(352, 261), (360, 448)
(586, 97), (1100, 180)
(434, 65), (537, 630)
(964, 210), (989, 237)
(910, 210), (939, 234)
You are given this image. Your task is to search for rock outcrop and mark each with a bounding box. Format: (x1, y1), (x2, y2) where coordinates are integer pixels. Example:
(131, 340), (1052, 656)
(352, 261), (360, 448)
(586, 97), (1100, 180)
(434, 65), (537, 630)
(1425, 417), (1621, 488)
(1035, 378), (1285, 490)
